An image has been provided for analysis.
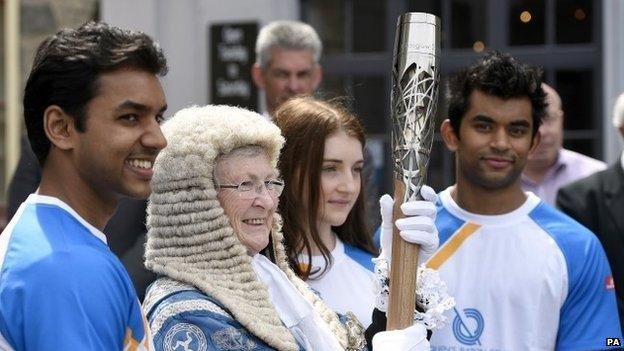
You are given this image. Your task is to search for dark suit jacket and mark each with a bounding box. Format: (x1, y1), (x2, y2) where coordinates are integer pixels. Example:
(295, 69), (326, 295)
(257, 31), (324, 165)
(7, 136), (156, 301)
(556, 161), (624, 332)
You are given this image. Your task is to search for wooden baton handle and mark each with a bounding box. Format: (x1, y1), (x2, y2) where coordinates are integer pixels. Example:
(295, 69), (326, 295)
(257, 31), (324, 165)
(386, 180), (420, 330)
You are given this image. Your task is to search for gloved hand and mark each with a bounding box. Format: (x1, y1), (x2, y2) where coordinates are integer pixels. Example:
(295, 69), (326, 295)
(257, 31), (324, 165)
(378, 185), (438, 265)
(372, 322), (430, 351)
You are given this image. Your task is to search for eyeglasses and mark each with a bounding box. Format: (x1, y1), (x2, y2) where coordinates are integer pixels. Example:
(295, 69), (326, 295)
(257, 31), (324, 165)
(216, 179), (285, 199)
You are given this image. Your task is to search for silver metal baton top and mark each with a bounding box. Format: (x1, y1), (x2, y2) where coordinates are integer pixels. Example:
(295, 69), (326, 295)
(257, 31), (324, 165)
(391, 12), (441, 202)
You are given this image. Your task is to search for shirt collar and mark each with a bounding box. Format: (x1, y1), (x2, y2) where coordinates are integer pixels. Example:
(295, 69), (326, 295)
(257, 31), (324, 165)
(550, 149), (569, 173)
(521, 149), (567, 186)
(297, 236), (344, 277)
(439, 187), (542, 226)
(25, 193), (108, 244)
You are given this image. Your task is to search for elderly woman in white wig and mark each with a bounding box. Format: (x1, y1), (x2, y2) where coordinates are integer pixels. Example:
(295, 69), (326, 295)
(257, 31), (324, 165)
(142, 105), (452, 351)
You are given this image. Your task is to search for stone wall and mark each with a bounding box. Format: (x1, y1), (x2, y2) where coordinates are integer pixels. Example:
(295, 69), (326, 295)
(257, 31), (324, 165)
(20, 0), (99, 82)
(0, 0), (97, 224)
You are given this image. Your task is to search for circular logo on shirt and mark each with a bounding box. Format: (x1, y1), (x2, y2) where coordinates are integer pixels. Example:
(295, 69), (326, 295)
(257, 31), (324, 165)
(164, 323), (208, 351)
(452, 307), (484, 346)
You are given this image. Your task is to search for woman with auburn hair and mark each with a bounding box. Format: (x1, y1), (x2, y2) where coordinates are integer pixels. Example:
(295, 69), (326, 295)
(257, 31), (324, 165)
(274, 97), (379, 327)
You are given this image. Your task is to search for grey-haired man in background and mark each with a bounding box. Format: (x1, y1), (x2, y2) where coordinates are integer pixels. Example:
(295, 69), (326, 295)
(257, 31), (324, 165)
(252, 20), (323, 119)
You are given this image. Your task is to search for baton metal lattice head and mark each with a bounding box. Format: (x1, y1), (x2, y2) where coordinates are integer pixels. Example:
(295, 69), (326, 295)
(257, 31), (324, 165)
(391, 13), (440, 203)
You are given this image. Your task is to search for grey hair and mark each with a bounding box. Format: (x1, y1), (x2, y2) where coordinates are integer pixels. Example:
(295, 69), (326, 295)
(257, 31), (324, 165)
(213, 145), (269, 187)
(613, 92), (624, 128)
(255, 20), (322, 69)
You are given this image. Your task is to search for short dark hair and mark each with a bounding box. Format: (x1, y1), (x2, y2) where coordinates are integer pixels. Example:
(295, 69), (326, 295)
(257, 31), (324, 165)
(23, 21), (168, 165)
(447, 51), (546, 138)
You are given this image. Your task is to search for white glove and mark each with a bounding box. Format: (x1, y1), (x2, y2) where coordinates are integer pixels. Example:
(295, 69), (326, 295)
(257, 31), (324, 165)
(372, 323), (430, 351)
(379, 185), (439, 265)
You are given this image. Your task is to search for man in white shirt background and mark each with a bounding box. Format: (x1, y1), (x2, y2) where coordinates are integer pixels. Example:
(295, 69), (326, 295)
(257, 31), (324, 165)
(522, 83), (606, 205)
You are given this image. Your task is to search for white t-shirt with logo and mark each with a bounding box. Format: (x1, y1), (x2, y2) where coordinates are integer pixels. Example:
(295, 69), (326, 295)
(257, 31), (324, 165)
(427, 188), (621, 350)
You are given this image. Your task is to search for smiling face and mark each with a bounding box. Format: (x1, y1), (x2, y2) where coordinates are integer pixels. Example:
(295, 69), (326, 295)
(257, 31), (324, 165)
(442, 89), (539, 191)
(215, 151), (279, 255)
(317, 131), (364, 232)
(73, 67), (167, 201)
(253, 48), (321, 115)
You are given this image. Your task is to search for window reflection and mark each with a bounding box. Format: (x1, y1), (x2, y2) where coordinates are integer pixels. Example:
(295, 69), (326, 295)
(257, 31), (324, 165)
(556, 70), (593, 130)
(353, 76), (387, 134)
(451, 0), (487, 50)
(556, 0), (592, 43)
(318, 75), (387, 134)
(305, 0), (345, 54)
(302, 0), (602, 190)
(317, 75), (347, 100)
(407, 0), (441, 17)
(563, 139), (596, 160)
(428, 140), (453, 191)
(353, 0), (385, 52)
(509, 0), (545, 45)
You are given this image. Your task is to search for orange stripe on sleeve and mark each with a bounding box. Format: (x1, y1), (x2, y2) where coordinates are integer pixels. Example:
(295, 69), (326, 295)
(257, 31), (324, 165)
(123, 328), (139, 351)
(141, 310), (152, 350)
(426, 222), (481, 270)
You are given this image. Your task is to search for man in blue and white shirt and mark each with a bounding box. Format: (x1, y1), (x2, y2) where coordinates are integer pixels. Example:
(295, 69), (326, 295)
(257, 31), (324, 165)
(427, 52), (621, 350)
(0, 22), (168, 350)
